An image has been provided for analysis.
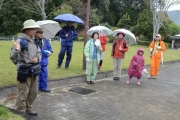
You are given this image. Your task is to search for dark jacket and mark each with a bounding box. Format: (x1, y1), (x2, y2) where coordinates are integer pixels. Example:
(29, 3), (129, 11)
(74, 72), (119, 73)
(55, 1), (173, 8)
(59, 25), (78, 47)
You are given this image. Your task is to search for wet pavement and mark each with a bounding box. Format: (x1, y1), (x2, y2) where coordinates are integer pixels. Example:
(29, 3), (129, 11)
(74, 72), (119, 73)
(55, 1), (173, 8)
(3, 63), (180, 120)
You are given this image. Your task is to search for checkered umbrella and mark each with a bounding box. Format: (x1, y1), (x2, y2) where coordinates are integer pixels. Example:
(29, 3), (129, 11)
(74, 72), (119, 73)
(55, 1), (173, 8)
(36, 20), (61, 40)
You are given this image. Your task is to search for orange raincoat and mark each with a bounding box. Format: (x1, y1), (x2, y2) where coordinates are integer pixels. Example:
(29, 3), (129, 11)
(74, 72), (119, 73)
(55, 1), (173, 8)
(149, 38), (166, 77)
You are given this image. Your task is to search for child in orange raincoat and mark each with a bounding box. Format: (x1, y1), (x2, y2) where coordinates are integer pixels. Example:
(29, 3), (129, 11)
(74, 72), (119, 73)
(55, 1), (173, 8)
(149, 34), (166, 79)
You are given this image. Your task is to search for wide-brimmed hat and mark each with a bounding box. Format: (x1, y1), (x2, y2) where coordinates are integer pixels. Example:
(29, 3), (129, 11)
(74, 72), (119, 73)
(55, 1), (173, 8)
(36, 28), (44, 33)
(116, 32), (125, 37)
(21, 19), (40, 32)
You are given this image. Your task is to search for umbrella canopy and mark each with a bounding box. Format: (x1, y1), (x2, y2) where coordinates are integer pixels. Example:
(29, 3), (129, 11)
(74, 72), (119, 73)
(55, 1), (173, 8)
(53, 13), (84, 24)
(86, 25), (112, 36)
(36, 20), (61, 40)
(113, 29), (136, 45)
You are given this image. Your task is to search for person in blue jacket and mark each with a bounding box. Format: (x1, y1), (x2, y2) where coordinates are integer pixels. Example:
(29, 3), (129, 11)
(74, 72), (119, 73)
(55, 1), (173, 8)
(35, 28), (53, 92)
(57, 21), (78, 69)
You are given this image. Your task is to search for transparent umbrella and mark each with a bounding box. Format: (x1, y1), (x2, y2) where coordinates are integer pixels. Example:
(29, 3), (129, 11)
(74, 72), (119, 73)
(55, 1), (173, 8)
(113, 29), (136, 45)
(86, 25), (112, 36)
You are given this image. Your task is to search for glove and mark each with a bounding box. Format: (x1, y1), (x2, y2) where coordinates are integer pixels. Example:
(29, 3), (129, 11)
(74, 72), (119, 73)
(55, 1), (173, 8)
(143, 68), (148, 73)
(20, 40), (28, 50)
(43, 50), (51, 57)
(149, 48), (153, 52)
(94, 39), (100, 47)
(86, 58), (90, 62)
(157, 46), (161, 49)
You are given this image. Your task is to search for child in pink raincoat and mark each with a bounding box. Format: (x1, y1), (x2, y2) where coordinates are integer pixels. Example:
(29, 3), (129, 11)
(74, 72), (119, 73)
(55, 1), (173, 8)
(126, 48), (145, 85)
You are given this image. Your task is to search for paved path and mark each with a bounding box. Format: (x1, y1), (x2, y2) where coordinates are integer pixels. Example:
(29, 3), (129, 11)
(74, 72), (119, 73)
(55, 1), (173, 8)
(29, 63), (180, 120)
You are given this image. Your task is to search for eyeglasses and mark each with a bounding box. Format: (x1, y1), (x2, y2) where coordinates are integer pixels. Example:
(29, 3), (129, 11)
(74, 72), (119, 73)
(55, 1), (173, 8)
(156, 36), (159, 37)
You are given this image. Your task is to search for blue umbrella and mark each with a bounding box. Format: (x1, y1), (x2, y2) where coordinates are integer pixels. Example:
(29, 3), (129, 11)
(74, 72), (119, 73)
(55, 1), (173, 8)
(53, 13), (84, 24)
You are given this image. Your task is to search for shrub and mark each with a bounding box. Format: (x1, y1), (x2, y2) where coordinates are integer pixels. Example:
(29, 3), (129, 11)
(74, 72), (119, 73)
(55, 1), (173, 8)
(165, 43), (171, 48)
(137, 40), (150, 46)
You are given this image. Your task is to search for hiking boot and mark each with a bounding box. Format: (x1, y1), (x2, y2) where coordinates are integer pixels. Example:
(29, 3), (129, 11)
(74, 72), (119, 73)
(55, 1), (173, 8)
(56, 66), (60, 68)
(26, 110), (38, 116)
(90, 81), (94, 84)
(87, 81), (91, 84)
(148, 76), (153, 79)
(113, 77), (120, 81)
(152, 76), (156, 79)
(40, 89), (51, 93)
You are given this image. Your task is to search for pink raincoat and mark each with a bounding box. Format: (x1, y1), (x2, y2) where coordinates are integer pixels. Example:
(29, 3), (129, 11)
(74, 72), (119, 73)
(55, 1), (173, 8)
(128, 48), (145, 78)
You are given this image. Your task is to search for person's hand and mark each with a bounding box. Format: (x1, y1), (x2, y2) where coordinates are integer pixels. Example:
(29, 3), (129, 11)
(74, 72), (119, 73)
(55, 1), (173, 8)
(149, 48), (153, 52)
(94, 39), (100, 47)
(49, 52), (53, 56)
(65, 34), (69, 37)
(32, 57), (38, 63)
(119, 46), (122, 51)
(86, 58), (90, 62)
(157, 46), (161, 50)
(14, 41), (20, 51)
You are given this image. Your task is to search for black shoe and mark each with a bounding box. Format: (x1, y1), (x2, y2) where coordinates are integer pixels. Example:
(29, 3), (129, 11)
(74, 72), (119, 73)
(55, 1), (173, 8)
(41, 89), (51, 93)
(90, 81), (94, 84)
(87, 81), (91, 84)
(26, 110), (38, 116)
(113, 77), (120, 81)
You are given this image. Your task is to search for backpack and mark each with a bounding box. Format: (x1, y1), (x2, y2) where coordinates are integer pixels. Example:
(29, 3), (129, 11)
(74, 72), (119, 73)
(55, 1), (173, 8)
(123, 40), (127, 48)
(10, 38), (28, 65)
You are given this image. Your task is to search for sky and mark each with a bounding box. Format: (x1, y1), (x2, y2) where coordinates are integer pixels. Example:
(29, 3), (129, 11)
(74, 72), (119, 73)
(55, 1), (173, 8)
(168, 4), (180, 11)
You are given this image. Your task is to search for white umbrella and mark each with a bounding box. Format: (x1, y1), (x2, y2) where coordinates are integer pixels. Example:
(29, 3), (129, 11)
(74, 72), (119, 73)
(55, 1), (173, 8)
(86, 25), (112, 36)
(113, 29), (136, 45)
(36, 20), (61, 40)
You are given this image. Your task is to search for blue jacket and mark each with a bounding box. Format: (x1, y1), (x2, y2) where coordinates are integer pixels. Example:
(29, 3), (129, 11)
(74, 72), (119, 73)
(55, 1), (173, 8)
(39, 38), (53, 66)
(59, 25), (78, 47)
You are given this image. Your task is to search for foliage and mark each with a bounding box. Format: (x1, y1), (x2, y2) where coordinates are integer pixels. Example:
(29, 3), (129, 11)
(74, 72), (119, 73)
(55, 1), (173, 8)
(132, 9), (153, 40)
(137, 40), (150, 46)
(117, 13), (131, 29)
(65, 0), (86, 22)
(53, 3), (73, 16)
(0, 106), (23, 120)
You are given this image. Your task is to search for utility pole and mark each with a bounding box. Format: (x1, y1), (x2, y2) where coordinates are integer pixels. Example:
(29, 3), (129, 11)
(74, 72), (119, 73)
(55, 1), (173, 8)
(82, 0), (90, 70)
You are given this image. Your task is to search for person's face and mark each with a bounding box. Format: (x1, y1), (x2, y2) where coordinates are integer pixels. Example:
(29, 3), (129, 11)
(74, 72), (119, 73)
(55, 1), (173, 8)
(155, 36), (160, 41)
(25, 28), (36, 37)
(35, 32), (43, 39)
(139, 51), (143, 56)
(118, 34), (124, 39)
(93, 33), (99, 40)
(67, 21), (73, 27)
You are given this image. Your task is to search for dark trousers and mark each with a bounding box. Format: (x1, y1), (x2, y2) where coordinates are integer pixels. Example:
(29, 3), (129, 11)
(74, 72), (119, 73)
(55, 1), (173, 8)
(58, 46), (72, 68)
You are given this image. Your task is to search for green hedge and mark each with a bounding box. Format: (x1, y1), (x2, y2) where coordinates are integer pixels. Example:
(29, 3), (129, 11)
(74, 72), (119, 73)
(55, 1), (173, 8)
(137, 40), (150, 46)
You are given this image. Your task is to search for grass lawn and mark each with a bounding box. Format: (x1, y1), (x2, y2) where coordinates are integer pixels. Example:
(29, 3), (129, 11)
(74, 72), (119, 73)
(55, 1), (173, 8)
(0, 41), (179, 87)
(0, 106), (23, 120)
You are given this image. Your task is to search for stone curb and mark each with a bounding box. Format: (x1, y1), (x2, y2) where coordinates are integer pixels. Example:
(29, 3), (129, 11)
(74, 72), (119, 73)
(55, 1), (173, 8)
(0, 60), (180, 100)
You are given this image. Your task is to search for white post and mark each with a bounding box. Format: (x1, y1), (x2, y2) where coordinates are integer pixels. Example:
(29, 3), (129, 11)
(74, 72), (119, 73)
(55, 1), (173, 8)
(171, 39), (174, 49)
(49, 38), (51, 42)
(12, 37), (14, 41)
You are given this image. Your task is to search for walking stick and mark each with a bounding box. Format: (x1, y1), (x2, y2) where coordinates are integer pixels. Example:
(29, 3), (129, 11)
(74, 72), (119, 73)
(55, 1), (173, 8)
(161, 51), (163, 67)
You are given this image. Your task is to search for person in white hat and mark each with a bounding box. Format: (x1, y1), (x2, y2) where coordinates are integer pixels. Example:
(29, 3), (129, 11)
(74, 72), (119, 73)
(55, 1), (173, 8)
(148, 34), (166, 79)
(10, 19), (42, 116)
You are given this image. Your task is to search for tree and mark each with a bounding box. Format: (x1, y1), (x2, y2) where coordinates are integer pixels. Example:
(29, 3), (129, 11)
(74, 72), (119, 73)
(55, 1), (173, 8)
(53, 3), (73, 16)
(132, 9), (153, 40)
(150, 0), (179, 38)
(0, 0), (11, 10)
(65, 0), (86, 22)
(117, 13), (131, 29)
(13, 0), (64, 20)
